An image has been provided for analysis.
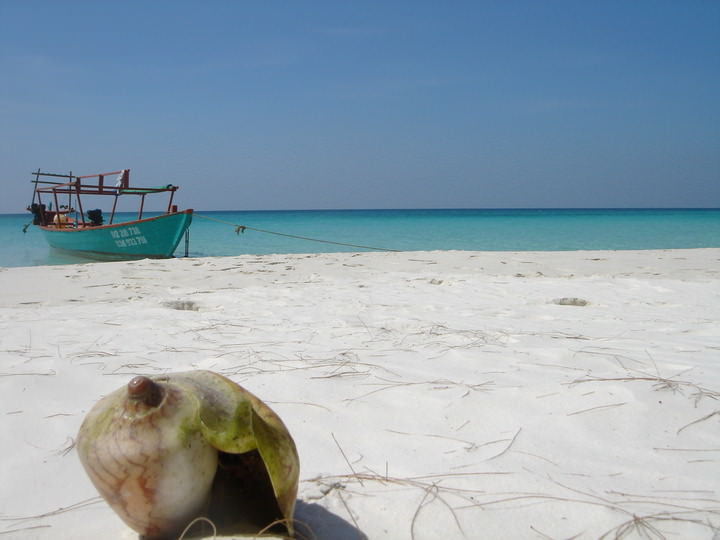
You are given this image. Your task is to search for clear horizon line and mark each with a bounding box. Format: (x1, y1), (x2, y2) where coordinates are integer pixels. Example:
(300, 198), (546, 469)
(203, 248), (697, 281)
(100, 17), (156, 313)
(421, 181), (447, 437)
(2, 206), (720, 216)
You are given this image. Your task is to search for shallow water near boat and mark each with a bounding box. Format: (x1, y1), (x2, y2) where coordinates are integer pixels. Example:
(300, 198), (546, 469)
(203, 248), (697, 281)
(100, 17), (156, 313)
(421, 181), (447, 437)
(1, 208), (719, 267)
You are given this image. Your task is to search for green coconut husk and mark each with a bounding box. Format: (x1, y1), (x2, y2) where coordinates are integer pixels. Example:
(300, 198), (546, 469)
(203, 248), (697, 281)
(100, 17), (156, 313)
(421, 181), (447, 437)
(76, 370), (300, 539)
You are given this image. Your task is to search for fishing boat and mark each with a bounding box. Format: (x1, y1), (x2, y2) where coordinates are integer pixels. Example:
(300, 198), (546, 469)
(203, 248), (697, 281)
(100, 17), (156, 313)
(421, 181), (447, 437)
(27, 168), (193, 260)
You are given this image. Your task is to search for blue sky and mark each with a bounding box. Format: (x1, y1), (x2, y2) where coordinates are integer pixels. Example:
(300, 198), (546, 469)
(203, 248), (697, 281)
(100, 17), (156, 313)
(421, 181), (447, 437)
(1, 0), (718, 212)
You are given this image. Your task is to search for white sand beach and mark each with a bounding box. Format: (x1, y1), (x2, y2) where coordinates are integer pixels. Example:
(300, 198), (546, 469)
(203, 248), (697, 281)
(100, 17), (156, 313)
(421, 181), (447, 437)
(1, 249), (719, 540)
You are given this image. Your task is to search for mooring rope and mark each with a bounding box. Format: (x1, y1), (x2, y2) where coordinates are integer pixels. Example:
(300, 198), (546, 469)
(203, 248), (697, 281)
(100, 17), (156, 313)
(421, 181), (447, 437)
(194, 213), (400, 252)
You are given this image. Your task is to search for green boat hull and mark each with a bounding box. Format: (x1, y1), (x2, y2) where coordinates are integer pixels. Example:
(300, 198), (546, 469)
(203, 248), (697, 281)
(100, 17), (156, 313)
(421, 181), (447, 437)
(40, 210), (193, 260)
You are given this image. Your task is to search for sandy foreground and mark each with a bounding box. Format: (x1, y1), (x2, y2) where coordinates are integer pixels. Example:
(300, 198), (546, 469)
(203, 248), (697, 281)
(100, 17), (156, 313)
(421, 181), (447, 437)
(0, 249), (719, 540)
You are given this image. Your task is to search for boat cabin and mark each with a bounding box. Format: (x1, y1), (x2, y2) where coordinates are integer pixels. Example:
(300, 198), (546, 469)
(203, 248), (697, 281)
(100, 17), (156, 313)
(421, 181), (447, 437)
(29, 169), (181, 229)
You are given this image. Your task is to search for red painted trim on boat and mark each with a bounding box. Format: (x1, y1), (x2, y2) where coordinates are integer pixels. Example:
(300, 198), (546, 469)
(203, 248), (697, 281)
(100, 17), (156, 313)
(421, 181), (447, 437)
(38, 209), (194, 233)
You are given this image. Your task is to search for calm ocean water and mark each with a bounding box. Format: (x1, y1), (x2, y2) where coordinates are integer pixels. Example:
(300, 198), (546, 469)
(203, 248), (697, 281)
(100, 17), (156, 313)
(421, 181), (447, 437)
(1, 208), (719, 268)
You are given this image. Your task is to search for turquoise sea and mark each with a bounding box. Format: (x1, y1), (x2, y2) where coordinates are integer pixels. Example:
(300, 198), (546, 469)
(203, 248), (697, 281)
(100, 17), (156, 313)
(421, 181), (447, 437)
(1, 208), (719, 268)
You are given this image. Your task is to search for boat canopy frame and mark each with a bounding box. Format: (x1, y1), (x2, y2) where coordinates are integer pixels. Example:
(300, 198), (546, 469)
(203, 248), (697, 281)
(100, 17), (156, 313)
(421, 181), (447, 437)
(30, 169), (180, 227)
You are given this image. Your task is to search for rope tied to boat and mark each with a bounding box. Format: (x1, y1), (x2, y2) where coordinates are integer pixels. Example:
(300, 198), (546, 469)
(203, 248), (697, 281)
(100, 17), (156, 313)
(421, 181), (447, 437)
(195, 213), (400, 252)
